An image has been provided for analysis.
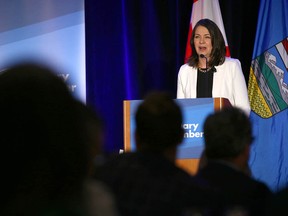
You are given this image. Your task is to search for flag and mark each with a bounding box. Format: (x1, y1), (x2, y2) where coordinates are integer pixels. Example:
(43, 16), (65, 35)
(185, 0), (230, 62)
(248, 0), (288, 192)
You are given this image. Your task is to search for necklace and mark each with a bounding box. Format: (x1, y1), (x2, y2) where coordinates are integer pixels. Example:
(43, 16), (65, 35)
(198, 67), (208, 73)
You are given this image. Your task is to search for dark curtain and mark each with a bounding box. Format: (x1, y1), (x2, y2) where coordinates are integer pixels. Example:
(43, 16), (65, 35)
(85, 0), (260, 153)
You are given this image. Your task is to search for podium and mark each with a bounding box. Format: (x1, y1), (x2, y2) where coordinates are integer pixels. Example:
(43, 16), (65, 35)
(123, 97), (231, 175)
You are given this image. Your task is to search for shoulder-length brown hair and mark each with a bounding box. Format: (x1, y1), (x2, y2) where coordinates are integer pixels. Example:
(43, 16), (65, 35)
(187, 19), (226, 68)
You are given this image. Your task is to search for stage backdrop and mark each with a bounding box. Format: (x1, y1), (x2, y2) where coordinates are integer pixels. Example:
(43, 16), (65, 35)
(85, 0), (260, 153)
(0, 0), (86, 102)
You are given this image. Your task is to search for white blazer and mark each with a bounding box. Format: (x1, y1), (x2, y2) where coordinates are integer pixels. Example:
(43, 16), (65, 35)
(177, 57), (251, 116)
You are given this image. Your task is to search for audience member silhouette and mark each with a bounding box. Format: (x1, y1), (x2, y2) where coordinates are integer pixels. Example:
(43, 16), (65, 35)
(195, 107), (272, 216)
(265, 186), (288, 215)
(0, 62), (117, 216)
(93, 91), (218, 216)
(76, 101), (119, 216)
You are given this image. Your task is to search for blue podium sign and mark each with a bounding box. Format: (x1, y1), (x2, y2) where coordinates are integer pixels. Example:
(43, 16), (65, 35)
(175, 98), (214, 159)
(124, 98), (231, 160)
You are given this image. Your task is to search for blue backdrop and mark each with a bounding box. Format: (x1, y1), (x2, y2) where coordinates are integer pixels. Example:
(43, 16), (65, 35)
(0, 0), (86, 101)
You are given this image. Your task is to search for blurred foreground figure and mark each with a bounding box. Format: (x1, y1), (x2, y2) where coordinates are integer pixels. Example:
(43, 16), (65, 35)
(0, 63), (117, 216)
(196, 107), (272, 216)
(94, 91), (218, 216)
(265, 186), (288, 215)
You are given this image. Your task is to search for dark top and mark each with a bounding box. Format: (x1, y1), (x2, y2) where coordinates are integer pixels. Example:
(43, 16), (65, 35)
(195, 161), (272, 216)
(93, 152), (220, 216)
(265, 187), (288, 215)
(196, 68), (214, 98)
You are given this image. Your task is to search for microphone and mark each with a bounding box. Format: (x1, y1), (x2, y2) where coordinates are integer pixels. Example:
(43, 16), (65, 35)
(199, 54), (208, 72)
(199, 54), (217, 73)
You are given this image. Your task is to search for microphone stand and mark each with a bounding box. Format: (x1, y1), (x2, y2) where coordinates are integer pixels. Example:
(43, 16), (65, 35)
(199, 54), (208, 72)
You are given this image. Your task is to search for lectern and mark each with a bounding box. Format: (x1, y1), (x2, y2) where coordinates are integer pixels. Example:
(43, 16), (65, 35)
(123, 97), (231, 175)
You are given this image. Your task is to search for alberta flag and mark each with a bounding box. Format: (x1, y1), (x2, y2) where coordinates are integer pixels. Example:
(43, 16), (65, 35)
(248, 0), (288, 192)
(185, 0), (230, 62)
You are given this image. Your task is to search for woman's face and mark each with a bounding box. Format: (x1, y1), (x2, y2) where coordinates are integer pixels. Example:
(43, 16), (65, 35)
(193, 25), (213, 58)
